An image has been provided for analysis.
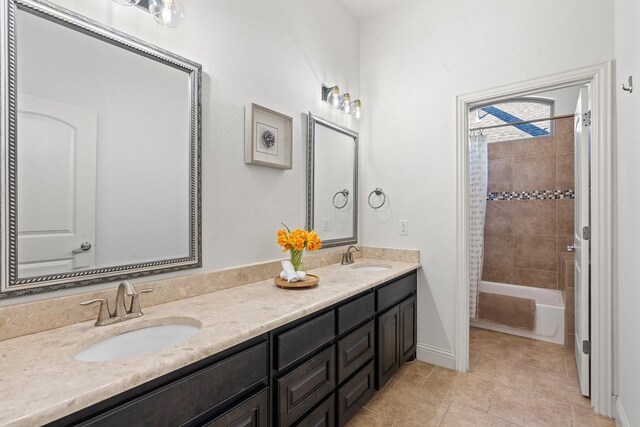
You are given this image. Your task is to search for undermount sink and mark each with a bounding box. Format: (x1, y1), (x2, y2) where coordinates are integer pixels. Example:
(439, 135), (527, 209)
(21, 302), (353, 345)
(74, 320), (201, 362)
(351, 263), (392, 272)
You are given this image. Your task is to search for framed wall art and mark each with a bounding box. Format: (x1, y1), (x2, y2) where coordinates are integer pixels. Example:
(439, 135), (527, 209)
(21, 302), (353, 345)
(245, 103), (293, 169)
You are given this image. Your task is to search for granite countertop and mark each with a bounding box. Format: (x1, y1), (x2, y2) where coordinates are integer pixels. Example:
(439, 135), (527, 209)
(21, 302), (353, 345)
(0, 258), (420, 427)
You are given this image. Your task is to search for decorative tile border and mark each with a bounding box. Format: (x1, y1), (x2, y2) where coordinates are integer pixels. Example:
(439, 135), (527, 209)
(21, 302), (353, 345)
(487, 190), (575, 201)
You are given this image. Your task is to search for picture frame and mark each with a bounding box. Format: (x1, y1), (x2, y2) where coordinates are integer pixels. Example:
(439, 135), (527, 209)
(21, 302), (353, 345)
(245, 103), (293, 169)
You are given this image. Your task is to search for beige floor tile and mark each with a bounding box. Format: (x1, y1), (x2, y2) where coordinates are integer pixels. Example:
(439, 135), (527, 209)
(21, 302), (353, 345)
(392, 360), (435, 387)
(488, 383), (532, 425)
(468, 354), (498, 381)
(440, 402), (517, 427)
(345, 408), (396, 427)
(523, 399), (574, 426)
(422, 366), (463, 388)
(532, 376), (592, 409)
(367, 379), (449, 422)
(572, 407), (615, 426)
(446, 373), (495, 412)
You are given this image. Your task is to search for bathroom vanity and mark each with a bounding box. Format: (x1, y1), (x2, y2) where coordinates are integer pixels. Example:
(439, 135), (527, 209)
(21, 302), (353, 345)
(47, 270), (417, 427)
(0, 258), (419, 427)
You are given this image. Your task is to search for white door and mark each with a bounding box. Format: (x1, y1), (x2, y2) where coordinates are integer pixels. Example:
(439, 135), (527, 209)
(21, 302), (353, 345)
(574, 86), (591, 397)
(17, 94), (98, 278)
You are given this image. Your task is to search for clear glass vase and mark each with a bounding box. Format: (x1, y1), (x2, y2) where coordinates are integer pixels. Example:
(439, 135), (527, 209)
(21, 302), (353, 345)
(289, 249), (305, 272)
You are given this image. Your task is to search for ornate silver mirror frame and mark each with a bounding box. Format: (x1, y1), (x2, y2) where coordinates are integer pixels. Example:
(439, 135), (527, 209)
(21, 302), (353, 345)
(0, 0), (202, 299)
(306, 113), (358, 248)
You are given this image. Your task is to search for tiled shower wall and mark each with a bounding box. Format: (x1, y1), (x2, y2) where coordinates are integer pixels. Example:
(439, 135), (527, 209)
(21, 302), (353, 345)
(482, 117), (575, 290)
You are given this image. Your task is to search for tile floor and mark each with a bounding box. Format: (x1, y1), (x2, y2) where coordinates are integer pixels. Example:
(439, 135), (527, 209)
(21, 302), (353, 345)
(347, 327), (615, 426)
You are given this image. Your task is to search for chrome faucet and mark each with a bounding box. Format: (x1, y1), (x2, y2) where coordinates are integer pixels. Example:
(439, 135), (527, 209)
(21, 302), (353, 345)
(341, 245), (360, 265)
(81, 281), (153, 326)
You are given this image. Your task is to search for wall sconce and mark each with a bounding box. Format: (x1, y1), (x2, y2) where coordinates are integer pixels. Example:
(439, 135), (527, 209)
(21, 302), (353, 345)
(322, 85), (362, 119)
(112, 0), (184, 28)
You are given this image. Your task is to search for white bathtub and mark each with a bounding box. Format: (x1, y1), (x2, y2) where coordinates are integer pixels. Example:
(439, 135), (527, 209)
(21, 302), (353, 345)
(470, 280), (565, 345)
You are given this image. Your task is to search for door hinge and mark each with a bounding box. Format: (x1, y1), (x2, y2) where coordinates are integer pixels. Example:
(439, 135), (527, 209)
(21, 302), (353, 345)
(583, 111), (592, 127)
(583, 340), (591, 355)
(583, 226), (591, 240)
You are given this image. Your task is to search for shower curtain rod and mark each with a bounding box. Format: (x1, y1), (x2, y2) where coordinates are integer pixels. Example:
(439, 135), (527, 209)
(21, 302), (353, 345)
(468, 113), (574, 132)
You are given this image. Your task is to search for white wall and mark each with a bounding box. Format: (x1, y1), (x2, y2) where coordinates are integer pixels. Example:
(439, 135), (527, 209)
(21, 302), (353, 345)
(614, 0), (640, 424)
(358, 0), (614, 361)
(2, 0), (360, 305)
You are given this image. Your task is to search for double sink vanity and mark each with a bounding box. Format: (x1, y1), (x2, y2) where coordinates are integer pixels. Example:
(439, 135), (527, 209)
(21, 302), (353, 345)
(0, 256), (420, 426)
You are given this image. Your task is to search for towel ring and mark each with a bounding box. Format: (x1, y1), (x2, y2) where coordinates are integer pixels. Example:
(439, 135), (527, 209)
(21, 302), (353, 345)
(368, 187), (386, 209)
(332, 189), (349, 209)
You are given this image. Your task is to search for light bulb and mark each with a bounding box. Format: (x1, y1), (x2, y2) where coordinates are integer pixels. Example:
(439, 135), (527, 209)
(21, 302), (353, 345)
(327, 86), (340, 108)
(354, 100), (361, 119)
(342, 93), (352, 114)
(113, 0), (140, 5)
(149, 0), (184, 27)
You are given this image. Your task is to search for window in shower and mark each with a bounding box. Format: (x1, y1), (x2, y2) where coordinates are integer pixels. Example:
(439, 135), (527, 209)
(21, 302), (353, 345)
(469, 98), (554, 143)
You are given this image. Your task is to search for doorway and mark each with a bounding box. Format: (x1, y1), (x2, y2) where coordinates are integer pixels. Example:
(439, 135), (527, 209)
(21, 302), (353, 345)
(454, 63), (614, 417)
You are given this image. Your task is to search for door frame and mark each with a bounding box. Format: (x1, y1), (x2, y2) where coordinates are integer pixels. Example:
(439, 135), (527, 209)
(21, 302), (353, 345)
(454, 62), (614, 416)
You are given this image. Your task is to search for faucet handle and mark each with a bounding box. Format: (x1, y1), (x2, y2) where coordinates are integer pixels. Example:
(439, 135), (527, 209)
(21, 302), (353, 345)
(80, 298), (111, 325)
(129, 288), (153, 316)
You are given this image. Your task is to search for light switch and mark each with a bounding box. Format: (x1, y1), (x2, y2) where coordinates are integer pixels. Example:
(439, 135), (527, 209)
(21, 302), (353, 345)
(323, 218), (330, 231)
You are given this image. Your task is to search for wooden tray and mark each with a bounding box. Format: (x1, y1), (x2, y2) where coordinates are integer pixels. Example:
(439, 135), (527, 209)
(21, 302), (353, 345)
(274, 274), (319, 289)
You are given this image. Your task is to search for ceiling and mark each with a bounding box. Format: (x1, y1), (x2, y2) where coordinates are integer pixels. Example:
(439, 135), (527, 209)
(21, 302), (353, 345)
(338, 0), (413, 21)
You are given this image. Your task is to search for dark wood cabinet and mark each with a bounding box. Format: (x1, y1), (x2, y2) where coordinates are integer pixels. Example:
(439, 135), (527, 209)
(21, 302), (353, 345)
(376, 305), (400, 388)
(276, 346), (336, 426)
(205, 389), (268, 427)
(336, 292), (374, 335)
(375, 272), (418, 389)
(275, 311), (335, 371)
(336, 362), (374, 427)
(337, 321), (375, 383)
(293, 394), (335, 427)
(399, 295), (417, 363)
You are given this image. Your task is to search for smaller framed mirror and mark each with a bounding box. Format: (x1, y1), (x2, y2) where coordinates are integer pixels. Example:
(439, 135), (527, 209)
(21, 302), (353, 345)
(307, 113), (358, 248)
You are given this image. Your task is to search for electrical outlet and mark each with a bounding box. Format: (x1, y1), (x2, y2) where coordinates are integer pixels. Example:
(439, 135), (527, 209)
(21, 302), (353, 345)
(323, 218), (330, 231)
(399, 220), (408, 235)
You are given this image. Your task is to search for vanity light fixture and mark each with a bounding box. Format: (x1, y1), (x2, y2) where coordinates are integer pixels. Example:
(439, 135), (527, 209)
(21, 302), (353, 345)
(112, 0), (184, 28)
(353, 100), (362, 120)
(321, 84), (362, 119)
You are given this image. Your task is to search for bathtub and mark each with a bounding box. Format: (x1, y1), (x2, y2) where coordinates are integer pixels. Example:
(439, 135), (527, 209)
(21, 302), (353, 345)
(470, 280), (565, 345)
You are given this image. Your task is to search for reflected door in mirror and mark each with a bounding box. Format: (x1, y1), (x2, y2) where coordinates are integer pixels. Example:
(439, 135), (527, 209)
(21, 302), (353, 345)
(17, 95), (98, 277)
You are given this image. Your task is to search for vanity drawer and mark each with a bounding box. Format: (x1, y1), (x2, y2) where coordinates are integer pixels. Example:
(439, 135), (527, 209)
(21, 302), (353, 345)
(337, 321), (375, 383)
(78, 342), (268, 427)
(376, 272), (417, 312)
(275, 311), (335, 371)
(293, 393), (335, 427)
(204, 388), (268, 427)
(276, 346), (336, 426)
(337, 361), (374, 427)
(337, 292), (374, 335)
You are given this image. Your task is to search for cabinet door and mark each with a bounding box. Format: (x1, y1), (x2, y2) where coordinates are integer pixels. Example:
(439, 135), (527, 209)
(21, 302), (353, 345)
(376, 305), (400, 389)
(399, 295), (417, 364)
(204, 389), (268, 427)
(276, 346), (336, 426)
(293, 393), (335, 427)
(337, 362), (374, 427)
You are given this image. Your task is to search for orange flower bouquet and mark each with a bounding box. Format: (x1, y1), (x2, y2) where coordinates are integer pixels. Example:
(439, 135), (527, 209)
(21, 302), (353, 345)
(277, 224), (322, 271)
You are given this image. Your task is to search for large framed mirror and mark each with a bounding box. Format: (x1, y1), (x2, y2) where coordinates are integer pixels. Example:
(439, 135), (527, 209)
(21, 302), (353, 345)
(306, 113), (358, 248)
(0, 0), (202, 299)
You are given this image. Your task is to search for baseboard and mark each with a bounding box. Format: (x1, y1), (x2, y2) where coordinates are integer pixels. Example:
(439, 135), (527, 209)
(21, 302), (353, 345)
(416, 343), (455, 369)
(613, 396), (630, 427)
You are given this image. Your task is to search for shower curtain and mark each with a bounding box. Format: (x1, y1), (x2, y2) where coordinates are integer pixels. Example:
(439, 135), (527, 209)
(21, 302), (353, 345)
(469, 133), (488, 318)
